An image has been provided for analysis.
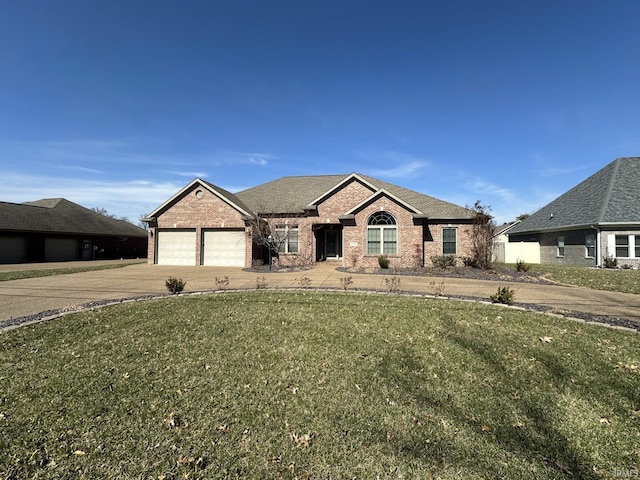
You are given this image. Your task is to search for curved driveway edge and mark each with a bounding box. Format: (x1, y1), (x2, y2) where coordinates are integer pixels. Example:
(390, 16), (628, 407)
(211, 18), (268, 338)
(1, 262), (639, 332)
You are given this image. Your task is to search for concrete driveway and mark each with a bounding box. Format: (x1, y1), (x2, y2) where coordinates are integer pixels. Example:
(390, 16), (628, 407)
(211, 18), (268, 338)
(1, 260), (639, 328)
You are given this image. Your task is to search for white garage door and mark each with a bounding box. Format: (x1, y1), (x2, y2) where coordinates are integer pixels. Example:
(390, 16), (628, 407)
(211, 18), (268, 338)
(45, 238), (78, 261)
(202, 230), (245, 267)
(156, 229), (196, 265)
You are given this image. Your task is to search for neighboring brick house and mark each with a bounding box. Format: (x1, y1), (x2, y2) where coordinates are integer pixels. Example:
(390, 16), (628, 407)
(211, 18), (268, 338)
(508, 157), (640, 267)
(144, 173), (475, 268)
(0, 198), (148, 264)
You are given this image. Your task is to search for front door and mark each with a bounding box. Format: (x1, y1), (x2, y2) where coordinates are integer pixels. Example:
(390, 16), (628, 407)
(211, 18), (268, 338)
(325, 230), (340, 258)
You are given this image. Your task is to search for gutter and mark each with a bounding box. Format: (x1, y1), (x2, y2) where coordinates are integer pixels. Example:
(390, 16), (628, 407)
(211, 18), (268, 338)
(592, 225), (601, 267)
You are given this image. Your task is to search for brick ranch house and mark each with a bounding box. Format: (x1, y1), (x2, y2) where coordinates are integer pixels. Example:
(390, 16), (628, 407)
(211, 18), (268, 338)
(143, 173), (476, 269)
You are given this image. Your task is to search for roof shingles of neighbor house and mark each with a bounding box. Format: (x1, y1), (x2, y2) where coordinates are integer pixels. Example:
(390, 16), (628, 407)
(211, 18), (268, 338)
(509, 157), (640, 234)
(0, 198), (147, 237)
(234, 173), (474, 219)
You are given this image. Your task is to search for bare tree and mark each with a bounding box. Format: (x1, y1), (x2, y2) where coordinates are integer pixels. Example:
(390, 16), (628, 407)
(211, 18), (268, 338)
(91, 206), (114, 217)
(246, 213), (303, 269)
(91, 206), (134, 225)
(468, 200), (496, 269)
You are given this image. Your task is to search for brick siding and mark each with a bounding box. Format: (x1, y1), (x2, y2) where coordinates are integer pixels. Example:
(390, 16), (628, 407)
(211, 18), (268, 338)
(149, 179), (474, 268)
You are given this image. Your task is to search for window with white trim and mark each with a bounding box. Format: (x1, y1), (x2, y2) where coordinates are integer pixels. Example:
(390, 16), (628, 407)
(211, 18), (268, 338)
(367, 212), (397, 255)
(442, 228), (457, 255)
(615, 235), (629, 258)
(585, 234), (595, 258)
(557, 236), (565, 257)
(275, 225), (299, 253)
(636, 235), (640, 258)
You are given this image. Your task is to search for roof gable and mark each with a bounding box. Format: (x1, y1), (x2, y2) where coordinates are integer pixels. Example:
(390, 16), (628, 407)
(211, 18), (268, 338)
(344, 189), (423, 216)
(146, 178), (253, 219)
(306, 173), (377, 208)
(510, 157), (640, 234)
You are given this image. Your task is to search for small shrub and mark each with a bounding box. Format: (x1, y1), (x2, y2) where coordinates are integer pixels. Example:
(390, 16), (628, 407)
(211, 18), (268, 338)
(431, 255), (457, 269)
(429, 280), (446, 297)
(621, 263), (632, 270)
(378, 254), (390, 269)
(384, 276), (401, 293)
(490, 286), (515, 305)
(256, 276), (268, 289)
(215, 276), (229, 290)
(461, 256), (479, 268)
(515, 259), (531, 272)
(340, 276), (353, 291)
(603, 255), (618, 269)
(165, 277), (186, 294)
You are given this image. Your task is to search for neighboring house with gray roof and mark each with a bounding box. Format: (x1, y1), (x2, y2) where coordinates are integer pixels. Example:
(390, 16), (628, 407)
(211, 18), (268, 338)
(0, 198), (148, 264)
(508, 157), (640, 267)
(144, 174), (475, 268)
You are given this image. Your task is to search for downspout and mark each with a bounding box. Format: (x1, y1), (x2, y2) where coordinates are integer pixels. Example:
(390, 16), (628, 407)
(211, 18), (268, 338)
(592, 225), (601, 267)
(422, 224), (426, 267)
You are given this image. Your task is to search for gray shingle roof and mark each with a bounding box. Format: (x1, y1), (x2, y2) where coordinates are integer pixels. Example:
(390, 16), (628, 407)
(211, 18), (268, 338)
(0, 198), (148, 237)
(509, 157), (640, 235)
(200, 179), (254, 216)
(235, 173), (473, 219)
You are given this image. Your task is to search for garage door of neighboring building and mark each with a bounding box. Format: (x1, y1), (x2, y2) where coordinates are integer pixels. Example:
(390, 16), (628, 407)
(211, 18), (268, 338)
(0, 236), (26, 263)
(202, 229), (245, 267)
(45, 238), (78, 262)
(156, 229), (197, 265)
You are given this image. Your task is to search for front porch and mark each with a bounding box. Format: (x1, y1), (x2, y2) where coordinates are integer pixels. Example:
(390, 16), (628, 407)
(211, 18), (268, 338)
(314, 224), (343, 262)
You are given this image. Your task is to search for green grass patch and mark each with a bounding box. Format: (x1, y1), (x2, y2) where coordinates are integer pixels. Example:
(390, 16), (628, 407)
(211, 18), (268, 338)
(531, 264), (640, 295)
(1, 292), (639, 479)
(0, 262), (144, 282)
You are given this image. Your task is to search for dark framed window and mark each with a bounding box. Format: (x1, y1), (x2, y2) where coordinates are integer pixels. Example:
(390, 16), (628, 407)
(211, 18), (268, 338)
(367, 212), (397, 255)
(585, 235), (595, 258)
(442, 228), (457, 255)
(274, 225), (299, 253)
(636, 236), (640, 258)
(557, 236), (565, 257)
(615, 235), (629, 257)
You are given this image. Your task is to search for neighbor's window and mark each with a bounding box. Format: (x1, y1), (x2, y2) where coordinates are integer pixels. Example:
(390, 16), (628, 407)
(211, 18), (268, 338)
(585, 234), (595, 258)
(275, 225), (299, 254)
(635, 235), (640, 258)
(615, 235), (629, 257)
(557, 236), (565, 257)
(442, 228), (457, 255)
(367, 211), (397, 255)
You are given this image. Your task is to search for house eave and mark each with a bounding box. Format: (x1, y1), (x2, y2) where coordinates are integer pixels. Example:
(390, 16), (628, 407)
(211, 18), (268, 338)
(512, 220), (640, 237)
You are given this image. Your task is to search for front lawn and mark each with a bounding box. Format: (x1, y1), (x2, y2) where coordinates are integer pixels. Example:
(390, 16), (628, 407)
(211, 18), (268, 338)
(0, 262), (145, 282)
(1, 292), (638, 479)
(531, 264), (640, 295)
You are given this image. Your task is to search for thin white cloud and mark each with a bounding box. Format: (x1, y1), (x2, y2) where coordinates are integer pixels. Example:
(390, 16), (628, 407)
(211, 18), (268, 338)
(220, 151), (274, 166)
(56, 164), (104, 174)
(365, 152), (430, 179)
(1, 172), (186, 222)
(0, 138), (216, 169)
(169, 171), (209, 178)
(466, 178), (516, 203)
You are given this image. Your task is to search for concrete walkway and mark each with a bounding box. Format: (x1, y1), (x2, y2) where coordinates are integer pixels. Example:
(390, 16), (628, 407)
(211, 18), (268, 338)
(0, 260), (639, 328)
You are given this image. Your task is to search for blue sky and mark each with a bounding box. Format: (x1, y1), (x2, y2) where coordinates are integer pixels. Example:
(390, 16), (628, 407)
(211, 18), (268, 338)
(2, 0), (639, 225)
